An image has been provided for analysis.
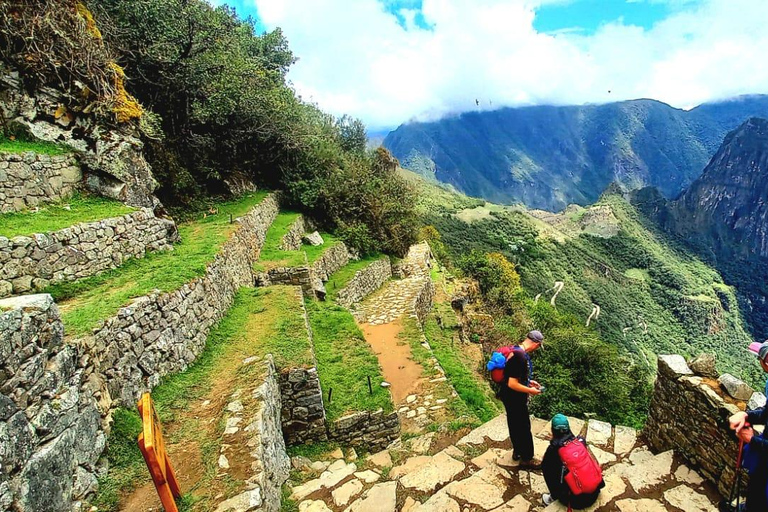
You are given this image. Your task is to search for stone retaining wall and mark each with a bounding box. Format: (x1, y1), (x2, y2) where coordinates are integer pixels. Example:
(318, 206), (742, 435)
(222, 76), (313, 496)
(335, 258), (392, 309)
(217, 354), (290, 512)
(279, 366), (328, 445)
(327, 409), (400, 451)
(77, 194), (280, 410)
(279, 215), (315, 251)
(645, 354), (754, 497)
(256, 242), (353, 298)
(413, 278), (436, 325)
(0, 152), (81, 213)
(0, 208), (178, 297)
(0, 294), (104, 512)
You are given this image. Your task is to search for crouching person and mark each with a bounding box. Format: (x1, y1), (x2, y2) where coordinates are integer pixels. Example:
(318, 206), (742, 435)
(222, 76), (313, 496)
(542, 414), (604, 509)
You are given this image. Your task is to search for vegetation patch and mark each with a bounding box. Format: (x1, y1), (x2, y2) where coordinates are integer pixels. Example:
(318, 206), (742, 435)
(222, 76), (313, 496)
(255, 212), (341, 271)
(49, 192), (267, 335)
(423, 304), (500, 423)
(0, 136), (69, 155)
(0, 193), (133, 238)
(305, 299), (392, 421)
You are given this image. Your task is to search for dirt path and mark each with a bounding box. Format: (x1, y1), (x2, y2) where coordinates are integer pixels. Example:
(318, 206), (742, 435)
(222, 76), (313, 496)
(359, 318), (424, 404)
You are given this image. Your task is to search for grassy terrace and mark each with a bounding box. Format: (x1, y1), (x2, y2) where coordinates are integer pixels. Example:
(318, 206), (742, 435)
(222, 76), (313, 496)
(0, 136), (69, 155)
(94, 286), (311, 511)
(423, 302), (500, 423)
(49, 192), (268, 336)
(0, 193), (134, 238)
(324, 253), (387, 300)
(306, 299), (393, 421)
(255, 211), (341, 271)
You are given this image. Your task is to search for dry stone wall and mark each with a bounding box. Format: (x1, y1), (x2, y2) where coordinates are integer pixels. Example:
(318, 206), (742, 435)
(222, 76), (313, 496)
(0, 294), (104, 512)
(413, 278), (436, 325)
(0, 152), (81, 213)
(0, 208), (177, 297)
(76, 194), (280, 410)
(279, 367), (327, 445)
(214, 355), (290, 512)
(257, 242), (353, 298)
(335, 258), (392, 308)
(327, 409), (400, 451)
(645, 354), (755, 497)
(280, 215), (315, 251)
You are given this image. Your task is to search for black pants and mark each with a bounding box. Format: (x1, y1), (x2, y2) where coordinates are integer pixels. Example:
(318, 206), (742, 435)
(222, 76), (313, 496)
(502, 395), (534, 460)
(747, 469), (768, 512)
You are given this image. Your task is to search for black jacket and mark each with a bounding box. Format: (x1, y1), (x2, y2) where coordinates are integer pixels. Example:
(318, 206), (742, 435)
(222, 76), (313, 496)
(745, 405), (768, 511)
(542, 434), (603, 509)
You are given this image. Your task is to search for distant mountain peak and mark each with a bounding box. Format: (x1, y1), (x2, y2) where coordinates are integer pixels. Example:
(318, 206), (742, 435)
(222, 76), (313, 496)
(384, 96), (768, 212)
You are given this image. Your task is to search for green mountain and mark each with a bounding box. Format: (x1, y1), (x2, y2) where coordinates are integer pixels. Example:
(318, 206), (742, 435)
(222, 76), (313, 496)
(410, 169), (761, 387)
(633, 117), (768, 337)
(385, 96), (768, 211)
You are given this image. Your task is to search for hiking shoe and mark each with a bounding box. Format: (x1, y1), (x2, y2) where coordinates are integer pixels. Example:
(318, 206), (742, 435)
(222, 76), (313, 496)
(512, 452), (521, 461)
(542, 494), (555, 506)
(519, 458), (542, 469)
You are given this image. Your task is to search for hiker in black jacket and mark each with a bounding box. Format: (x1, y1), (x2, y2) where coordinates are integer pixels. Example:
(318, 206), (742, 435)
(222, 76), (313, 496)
(542, 414), (603, 508)
(729, 341), (768, 511)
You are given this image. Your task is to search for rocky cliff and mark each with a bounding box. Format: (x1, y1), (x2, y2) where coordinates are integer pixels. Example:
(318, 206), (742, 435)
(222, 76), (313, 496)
(668, 117), (768, 260)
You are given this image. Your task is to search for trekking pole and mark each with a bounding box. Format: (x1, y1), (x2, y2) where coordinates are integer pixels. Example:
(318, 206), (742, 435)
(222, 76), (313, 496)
(724, 438), (745, 511)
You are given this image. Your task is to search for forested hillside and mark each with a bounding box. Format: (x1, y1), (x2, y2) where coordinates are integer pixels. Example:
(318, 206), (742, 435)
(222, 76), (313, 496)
(1, 0), (417, 256)
(410, 169), (761, 390)
(385, 96), (768, 211)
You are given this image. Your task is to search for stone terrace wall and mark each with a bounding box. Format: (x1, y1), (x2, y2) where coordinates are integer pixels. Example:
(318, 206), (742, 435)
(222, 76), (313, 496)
(0, 152), (81, 213)
(0, 295), (104, 512)
(257, 242), (353, 298)
(335, 258), (392, 309)
(413, 278), (435, 325)
(327, 409), (400, 452)
(215, 354), (290, 512)
(645, 354), (752, 497)
(279, 215), (315, 251)
(0, 208), (178, 297)
(310, 243), (351, 282)
(279, 292), (327, 446)
(279, 367), (327, 445)
(77, 194), (280, 410)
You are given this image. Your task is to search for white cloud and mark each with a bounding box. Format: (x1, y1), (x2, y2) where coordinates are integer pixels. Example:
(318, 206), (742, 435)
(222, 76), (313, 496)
(250, 0), (768, 129)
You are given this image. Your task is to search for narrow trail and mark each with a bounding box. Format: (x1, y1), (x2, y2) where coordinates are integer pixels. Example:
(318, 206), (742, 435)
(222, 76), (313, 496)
(359, 319), (423, 404)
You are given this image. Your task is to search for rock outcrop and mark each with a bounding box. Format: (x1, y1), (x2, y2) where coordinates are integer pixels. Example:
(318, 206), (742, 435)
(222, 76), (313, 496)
(1, 66), (159, 207)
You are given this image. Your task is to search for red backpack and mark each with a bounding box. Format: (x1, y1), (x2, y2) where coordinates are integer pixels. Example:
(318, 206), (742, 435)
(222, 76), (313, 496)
(490, 346), (523, 383)
(558, 438), (603, 496)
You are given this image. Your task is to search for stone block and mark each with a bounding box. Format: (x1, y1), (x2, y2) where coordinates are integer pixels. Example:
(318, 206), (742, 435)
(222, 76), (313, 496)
(748, 392), (767, 410)
(718, 373), (754, 401)
(657, 354), (693, 378)
(689, 353), (718, 378)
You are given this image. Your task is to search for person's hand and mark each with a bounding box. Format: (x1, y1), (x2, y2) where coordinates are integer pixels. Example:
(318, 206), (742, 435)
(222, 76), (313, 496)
(730, 411), (749, 432)
(530, 380), (541, 389)
(529, 387), (542, 395)
(738, 425), (755, 444)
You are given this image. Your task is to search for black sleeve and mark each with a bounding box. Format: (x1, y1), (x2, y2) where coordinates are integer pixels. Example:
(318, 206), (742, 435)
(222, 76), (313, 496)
(542, 445), (564, 498)
(504, 352), (526, 382)
(747, 407), (768, 426)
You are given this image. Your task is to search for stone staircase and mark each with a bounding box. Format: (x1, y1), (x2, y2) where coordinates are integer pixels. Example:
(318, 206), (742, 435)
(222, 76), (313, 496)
(288, 413), (721, 512)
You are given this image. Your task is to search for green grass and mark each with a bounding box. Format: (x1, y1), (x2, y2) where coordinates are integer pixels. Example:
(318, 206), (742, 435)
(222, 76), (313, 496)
(255, 210), (341, 271)
(423, 304), (500, 423)
(93, 285), (309, 510)
(0, 193), (133, 238)
(324, 254), (387, 300)
(92, 409), (148, 511)
(48, 192), (268, 335)
(0, 136), (69, 155)
(305, 299), (392, 421)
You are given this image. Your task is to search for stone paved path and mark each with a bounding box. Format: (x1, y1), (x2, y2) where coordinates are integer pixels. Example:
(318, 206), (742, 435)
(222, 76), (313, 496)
(289, 413), (721, 512)
(354, 242), (460, 432)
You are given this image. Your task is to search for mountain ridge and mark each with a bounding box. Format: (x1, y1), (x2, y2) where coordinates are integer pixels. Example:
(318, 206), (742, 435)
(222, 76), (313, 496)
(384, 95), (768, 211)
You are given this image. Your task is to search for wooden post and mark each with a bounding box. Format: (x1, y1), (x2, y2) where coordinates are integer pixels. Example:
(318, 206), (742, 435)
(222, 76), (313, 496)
(367, 375), (373, 395)
(137, 393), (181, 512)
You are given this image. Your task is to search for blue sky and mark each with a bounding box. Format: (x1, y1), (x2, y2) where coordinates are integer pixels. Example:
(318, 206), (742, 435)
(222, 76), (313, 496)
(207, 0), (768, 130)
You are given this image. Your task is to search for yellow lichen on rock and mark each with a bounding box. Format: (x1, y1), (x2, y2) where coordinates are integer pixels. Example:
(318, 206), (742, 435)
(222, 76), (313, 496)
(109, 62), (143, 123)
(75, 2), (102, 40)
